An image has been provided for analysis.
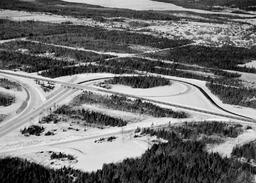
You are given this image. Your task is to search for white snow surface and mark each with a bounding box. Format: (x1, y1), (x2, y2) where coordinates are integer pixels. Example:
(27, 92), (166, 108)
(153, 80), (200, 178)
(209, 129), (256, 158)
(62, 0), (255, 17)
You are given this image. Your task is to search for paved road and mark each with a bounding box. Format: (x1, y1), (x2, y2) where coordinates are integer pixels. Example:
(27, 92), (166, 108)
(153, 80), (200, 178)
(0, 86), (73, 137)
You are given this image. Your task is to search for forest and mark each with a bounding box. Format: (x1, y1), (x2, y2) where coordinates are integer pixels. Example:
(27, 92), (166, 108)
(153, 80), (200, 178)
(150, 45), (256, 73)
(40, 64), (130, 78)
(72, 92), (188, 118)
(0, 50), (72, 72)
(105, 76), (170, 88)
(33, 26), (191, 52)
(0, 41), (112, 63)
(0, 19), (80, 40)
(1, 126), (255, 183)
(54, 105), (128, 127)
(206, 82), (256, 109)
(232, 141), (256, 160)
(0, 92), (15, 106)
(102, 57), (213, 81)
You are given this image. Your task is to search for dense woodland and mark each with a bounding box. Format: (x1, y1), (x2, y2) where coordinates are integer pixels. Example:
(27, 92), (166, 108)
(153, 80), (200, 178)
(40, 64), (130, 78)
(0, 19), (78, 40)
(0, 50), (72, 72)
(151, 45), (256, 73)
(0, 19), (191, 52)
(33, 28), (191, 53)
(206, 82), (256, 109)
(72, 92), (188, 118)
(106, 76), (170, 88)
(103, 57), (214, 81)
(54, 105), (128, 127)
(1, 126), (255, 183)
(0, 92), (15, 106)
(232, 142), (256, 160)
(0, 41), (112, 62)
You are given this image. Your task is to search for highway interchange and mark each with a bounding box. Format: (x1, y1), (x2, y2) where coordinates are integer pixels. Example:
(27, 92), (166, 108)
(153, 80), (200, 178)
(0, 69), (255, 141)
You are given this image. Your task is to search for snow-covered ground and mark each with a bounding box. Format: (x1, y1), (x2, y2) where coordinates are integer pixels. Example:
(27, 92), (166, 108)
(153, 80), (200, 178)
(62, 0), (256, 17)
(141, 74), (256, 120)
(103, 83), (189, 97)
(2, 133), (158, 172)
(90, 81), (229, 116)
(208, 128), (256, 158)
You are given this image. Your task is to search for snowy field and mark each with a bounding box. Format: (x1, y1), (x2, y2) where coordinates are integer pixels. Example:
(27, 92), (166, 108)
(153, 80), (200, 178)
(62, 0), (256, 16)
(2, 133), (159, 172)
(90, 81), (229, 116)
(208, 128), (256, 158)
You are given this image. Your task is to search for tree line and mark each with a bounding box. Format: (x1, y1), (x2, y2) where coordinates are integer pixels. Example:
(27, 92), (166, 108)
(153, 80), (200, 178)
(54, 105), (127, 127)
(106, 76), (170, 88)
(232, 142), (256, 160)
(206, 82), (256, 109)
(32, 24), (191, 51)
(40, 64), (130, 78)
(0, 50), (72, 72)
(171, 121), (243, 140)
(153, 45), (256, 73)
(72, 92), (188, 118)
(0, 40), (112, 63)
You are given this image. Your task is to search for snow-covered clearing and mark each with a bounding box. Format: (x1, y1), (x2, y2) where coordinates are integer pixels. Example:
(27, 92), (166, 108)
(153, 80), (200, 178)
(1, 133), (159, 172)
(141, 73), (256, 120)
(90, 81), (228, 116)
(208, 128), (256, 158)
(103, 83), (189, 97)
(62, 0), (256, 17)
